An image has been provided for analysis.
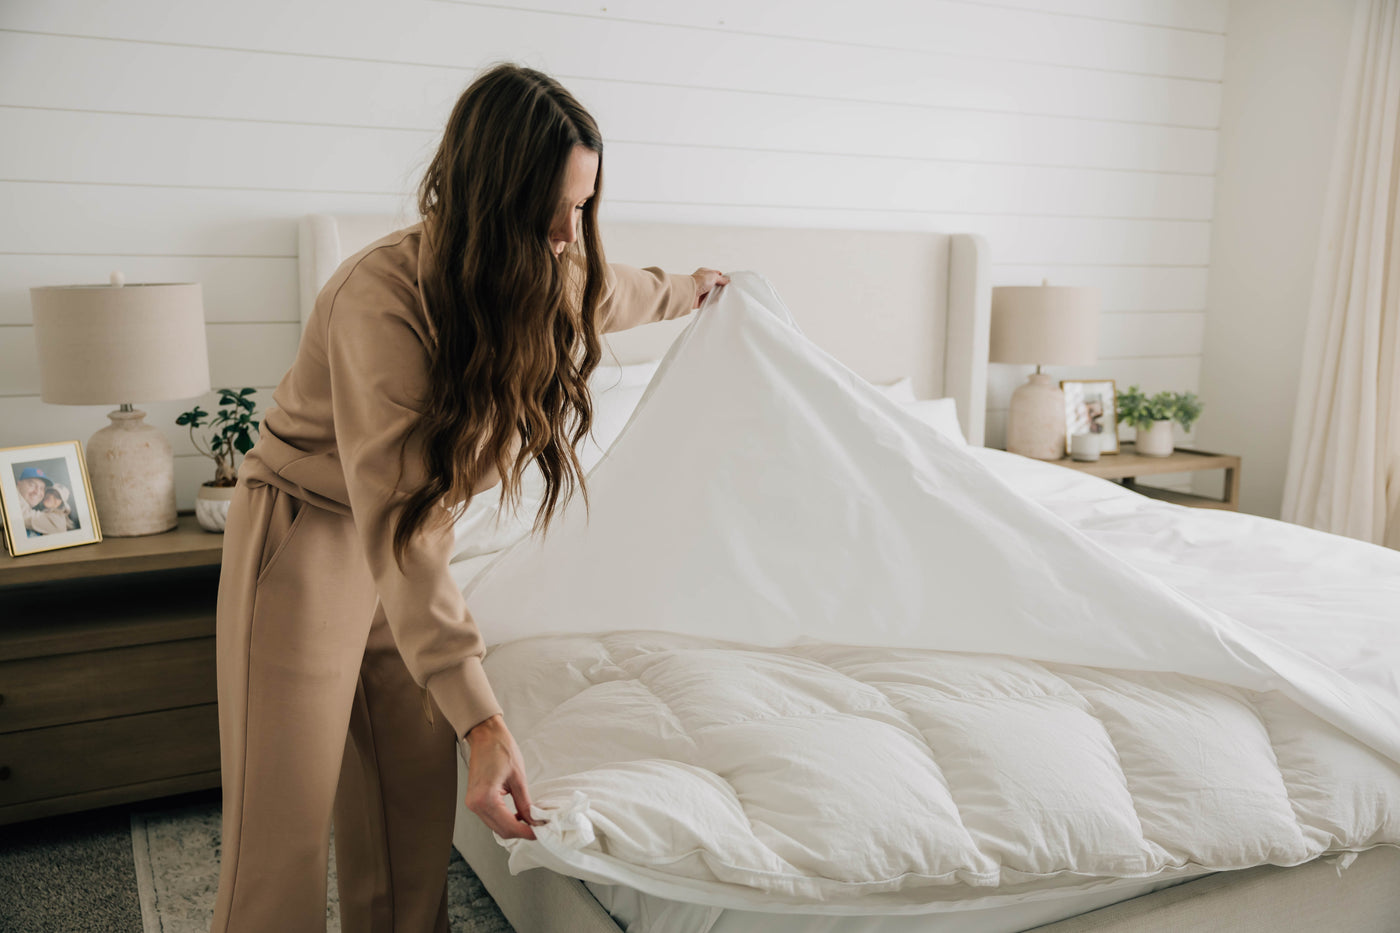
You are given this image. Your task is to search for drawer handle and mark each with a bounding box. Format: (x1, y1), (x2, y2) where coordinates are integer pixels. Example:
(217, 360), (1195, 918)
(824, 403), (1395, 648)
(0, 766), (9, 781)
(0, 693), (5, 706)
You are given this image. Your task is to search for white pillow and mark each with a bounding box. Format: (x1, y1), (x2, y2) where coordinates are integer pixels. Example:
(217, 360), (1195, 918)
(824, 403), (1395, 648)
(868, 376), (966, 446)
(876, 377), (917, 404)
(452, 372), (965, 564)
(905, 397), (967, 446)
(592, 360), (660, 390)
(454, 360), (662, 564)
(581, 361), (661, 470)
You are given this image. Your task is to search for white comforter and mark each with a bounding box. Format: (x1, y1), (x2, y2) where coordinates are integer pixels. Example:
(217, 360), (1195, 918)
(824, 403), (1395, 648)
(458, 273), (1400, 913)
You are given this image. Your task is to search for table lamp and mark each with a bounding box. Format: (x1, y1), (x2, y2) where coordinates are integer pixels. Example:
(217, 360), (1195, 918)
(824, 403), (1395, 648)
(989, 281), (1100, 460)
(30, 273), (211, 536)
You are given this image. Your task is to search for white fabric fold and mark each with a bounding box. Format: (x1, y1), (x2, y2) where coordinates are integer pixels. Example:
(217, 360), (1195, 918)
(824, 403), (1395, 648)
(458, 272), (1400, 912)
(466, 272), (1400, 764)
(527, 790), (596, 849)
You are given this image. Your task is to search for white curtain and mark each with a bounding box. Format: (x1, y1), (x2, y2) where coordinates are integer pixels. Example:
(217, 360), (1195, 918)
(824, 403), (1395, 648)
(1282, 0), (1400, 549)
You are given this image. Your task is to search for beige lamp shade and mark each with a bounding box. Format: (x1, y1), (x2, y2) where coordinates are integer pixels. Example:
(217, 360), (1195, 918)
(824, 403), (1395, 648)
(29, 278), (210, 404)
(28, 275), (210, 537)
(988, 285), (1100, 367)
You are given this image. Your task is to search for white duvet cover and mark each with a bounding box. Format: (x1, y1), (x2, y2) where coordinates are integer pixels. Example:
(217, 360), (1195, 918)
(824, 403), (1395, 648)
(455, 273), (1400, 915)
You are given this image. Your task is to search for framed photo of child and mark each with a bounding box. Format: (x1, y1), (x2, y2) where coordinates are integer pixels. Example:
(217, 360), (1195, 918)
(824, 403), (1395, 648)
(1060, 379), (1120, 455)
(0, 441), (103, 557)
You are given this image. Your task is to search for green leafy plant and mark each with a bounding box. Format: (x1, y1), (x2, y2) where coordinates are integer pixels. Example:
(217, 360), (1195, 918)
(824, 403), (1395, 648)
(1115, 385), (1204, 433)
(177, 388), (261, 486)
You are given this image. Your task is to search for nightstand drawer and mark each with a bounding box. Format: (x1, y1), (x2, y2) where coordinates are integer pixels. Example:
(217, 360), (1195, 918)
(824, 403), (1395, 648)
(0, 705), (219, 809)
(0, 637), (216, 734)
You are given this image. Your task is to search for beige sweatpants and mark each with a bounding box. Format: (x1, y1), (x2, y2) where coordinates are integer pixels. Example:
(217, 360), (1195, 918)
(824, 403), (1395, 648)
(210, 479), (458, 933)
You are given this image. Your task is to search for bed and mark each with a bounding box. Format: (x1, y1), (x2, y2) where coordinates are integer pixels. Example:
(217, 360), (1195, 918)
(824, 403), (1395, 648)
(298, 214), (1400, 933)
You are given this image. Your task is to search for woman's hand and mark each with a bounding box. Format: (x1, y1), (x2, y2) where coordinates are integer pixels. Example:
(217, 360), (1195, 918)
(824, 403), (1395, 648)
(463, 714), (541, 840)
(691, 268), (730, 308)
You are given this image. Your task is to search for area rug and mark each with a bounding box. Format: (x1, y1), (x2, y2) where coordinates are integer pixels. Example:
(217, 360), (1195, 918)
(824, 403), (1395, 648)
(130, 801), (513, 932)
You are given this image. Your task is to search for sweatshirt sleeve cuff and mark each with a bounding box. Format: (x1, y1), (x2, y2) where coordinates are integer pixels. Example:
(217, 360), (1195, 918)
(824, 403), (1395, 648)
(665, 271), (701, 320)
(426, 655), (503, 741)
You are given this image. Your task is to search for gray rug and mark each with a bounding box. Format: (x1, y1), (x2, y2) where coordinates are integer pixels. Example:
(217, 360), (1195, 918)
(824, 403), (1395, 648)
(0, 806), (143, 933)
(129, 801), (513, 932)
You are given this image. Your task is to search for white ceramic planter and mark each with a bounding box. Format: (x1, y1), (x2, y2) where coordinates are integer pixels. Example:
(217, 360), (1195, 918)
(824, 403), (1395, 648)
(1135, 420), (1175, 457)
(195, 483), (237, 533)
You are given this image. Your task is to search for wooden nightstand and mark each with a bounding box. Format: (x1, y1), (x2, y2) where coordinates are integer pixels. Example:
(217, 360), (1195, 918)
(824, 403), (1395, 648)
(1054, 443), (1242, 510)
(0, 515), (224, 825)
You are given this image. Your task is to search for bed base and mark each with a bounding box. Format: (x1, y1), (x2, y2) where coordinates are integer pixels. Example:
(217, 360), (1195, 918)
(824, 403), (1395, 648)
(1032, 846), (1400, 932)
(453, 786), (1400, 933)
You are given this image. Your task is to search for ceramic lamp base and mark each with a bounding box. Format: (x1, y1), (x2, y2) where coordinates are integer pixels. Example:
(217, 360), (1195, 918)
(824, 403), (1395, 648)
(86, 408), (178, 536)
(1006, 372), (1067, 460)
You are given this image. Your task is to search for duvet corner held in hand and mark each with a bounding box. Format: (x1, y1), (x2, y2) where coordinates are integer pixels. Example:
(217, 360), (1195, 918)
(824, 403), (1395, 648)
(522, 790), (596, 849)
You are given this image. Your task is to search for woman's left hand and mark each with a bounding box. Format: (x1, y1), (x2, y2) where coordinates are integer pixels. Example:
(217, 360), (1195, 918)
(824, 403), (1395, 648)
(463, 714), (541, 840)
(691, 268), (730, 308)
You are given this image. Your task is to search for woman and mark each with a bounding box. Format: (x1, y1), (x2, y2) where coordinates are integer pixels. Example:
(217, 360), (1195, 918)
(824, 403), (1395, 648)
(211, 64), (727, 933)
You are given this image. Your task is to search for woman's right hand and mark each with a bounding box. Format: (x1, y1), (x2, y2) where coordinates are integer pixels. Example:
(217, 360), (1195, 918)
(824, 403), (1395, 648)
(690, 268), (730, 308)
(463, 714), (541, 840)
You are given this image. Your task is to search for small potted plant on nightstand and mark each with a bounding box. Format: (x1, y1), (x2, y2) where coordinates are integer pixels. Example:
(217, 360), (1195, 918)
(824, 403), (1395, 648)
(1116, 385), (1203, 457)
(177, 387), (260, 532)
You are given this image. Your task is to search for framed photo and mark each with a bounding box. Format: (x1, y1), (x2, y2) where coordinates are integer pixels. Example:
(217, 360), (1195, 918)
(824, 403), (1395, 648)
(1061, 379), (1119, 455)
(0, 441), (103, 557)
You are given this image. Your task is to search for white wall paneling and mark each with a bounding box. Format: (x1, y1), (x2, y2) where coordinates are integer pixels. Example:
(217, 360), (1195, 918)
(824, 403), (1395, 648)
(0, 108), (437, 195)
(600, 209), (1214, 267)
(0, 32), (1220, 174)
(0, 1), (1223, 125)
(1098, 311), (1205, 359)
(0, 0), (1226, 507)
(0, 182), (412, 256)
(457, 0), (1227, 78)
(0, 390), (279, 456)
(984, 0), (1225, 32)
(0, 256), (298, 325)
(992, 264), (1209, 310)
(2, 109), (1216, 219)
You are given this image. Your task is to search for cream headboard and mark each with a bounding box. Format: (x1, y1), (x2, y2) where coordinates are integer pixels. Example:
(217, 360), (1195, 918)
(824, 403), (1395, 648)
(297, 215), (990, 446)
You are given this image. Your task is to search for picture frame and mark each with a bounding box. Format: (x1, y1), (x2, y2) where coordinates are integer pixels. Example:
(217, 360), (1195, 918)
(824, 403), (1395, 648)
(1060, 379), (1119, 455)
(0, 441), (103, 557)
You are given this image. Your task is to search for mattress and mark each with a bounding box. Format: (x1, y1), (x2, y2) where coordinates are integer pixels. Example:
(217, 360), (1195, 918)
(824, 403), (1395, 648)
(447, 274), (1400, 925)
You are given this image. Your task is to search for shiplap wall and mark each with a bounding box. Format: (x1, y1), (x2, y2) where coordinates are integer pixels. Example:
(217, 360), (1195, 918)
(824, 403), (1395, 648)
(0, 0), (1225, 509)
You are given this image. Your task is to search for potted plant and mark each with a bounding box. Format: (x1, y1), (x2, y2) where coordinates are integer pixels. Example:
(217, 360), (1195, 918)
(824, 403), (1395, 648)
(1115, 385), (1203, 457)
(177, 387), (260, 532)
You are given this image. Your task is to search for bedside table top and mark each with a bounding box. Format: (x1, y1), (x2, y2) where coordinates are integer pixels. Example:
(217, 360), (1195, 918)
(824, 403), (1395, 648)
(1054, 443), (1240, 480)
(0, 514), (223, 587)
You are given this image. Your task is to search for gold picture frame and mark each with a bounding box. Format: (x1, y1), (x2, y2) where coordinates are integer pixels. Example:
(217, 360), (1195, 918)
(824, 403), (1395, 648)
(1060, 379), (1119, 455)
(0, 440), (103, 557)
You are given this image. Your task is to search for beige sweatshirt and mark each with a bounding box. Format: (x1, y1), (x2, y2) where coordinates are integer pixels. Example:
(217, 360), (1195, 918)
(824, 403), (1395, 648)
(239, 224), (698, 739)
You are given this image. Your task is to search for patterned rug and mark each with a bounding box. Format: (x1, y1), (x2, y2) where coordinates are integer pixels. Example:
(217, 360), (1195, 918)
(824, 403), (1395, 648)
(129, 801), (513, 932)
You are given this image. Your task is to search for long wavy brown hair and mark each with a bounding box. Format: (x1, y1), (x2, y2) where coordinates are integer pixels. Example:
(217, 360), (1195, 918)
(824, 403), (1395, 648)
(393, 64), (607, 567)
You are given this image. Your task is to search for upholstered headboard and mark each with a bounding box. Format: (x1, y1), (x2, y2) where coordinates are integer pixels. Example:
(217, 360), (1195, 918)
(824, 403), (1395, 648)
(298, 215), (990, 445)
